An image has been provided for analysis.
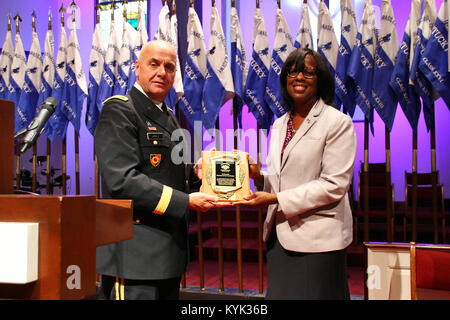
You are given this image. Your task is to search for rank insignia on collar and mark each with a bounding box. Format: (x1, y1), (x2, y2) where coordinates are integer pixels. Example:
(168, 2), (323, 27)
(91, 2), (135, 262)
(150, 154), (161, 167)
(148, 126), (157, 131)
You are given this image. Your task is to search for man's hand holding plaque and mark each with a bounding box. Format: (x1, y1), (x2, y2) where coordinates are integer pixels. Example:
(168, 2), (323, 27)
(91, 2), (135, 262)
(201, 150), (251, 202)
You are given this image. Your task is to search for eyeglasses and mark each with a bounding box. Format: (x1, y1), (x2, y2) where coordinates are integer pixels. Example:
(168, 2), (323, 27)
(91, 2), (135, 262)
(287, 68), (317, 79)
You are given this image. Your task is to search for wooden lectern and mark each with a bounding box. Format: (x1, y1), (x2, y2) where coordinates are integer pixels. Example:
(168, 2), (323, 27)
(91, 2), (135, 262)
(0, 100), (133, 300)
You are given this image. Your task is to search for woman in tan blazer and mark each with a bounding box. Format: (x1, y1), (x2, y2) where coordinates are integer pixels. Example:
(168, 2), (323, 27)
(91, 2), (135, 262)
(239, 48), (356, 299)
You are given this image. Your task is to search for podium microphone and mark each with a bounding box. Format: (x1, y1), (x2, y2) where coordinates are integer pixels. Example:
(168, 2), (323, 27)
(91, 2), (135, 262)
(19, 97), (57, 154)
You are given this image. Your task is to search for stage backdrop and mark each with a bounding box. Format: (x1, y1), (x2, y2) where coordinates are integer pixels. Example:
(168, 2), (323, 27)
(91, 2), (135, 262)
(0, 0), (448, 202)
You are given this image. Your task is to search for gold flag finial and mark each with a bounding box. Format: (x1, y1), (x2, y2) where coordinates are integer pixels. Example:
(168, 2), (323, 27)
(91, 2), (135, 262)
(190, 0), (194, 8)
(212, 0), (215, 7)
(123, 0), (128, 20)
(14, 12), (22, 33)
(172, 0), (176, 15)
(48, 9), (52, 30)
(304, 0), (307, 4)
(8, 13), (11, 31)
(95, 3), (101, 24)
(256, 0), (260, 9)
(31, 10), (36, 32)
(277, 0), (281, 9)
(59, 4), (66, 27)
(70, 1), (77, 23)
(232, 0), (235, 8)
(111, 0), (116, 22)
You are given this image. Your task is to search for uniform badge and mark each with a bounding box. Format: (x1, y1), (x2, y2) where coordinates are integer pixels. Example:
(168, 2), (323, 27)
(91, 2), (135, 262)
(150, 154), (161, 167)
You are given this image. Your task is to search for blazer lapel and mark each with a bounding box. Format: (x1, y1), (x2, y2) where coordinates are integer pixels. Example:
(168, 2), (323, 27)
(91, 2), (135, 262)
(280, 99), (325, 170)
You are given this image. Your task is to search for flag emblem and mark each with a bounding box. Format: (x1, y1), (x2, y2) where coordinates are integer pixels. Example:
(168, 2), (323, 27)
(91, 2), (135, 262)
(150, 154), (161, 167)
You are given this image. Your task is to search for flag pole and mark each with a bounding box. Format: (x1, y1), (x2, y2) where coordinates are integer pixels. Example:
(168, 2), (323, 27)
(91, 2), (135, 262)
(59, 4), (67, 195)
(363, 117), (369, 242)
(94, 2), (101, 198)
(430, 113), (439, 244)
(31, 10), (38, 194)
(231, 0), (244, 295)
(411, 130), (418, 241)
(70, 1), (80, 195)
(211, 0), (225, 294)
(46, 11), (52, 195)
(385, 125), (393, 242)
(14, 13), (22, 192)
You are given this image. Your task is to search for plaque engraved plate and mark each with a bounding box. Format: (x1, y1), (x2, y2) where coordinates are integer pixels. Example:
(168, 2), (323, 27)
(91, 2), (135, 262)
(202, 150), (251, 201)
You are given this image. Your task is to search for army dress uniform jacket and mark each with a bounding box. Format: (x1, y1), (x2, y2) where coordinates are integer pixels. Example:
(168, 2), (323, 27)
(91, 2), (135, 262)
(95, 86), (197, 280)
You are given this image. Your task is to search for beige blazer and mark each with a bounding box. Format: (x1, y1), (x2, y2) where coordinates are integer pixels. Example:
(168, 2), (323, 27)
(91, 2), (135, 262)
(262, 99), (356, 253)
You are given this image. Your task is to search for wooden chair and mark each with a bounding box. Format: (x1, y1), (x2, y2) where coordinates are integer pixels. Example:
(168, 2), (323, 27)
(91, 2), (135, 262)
(410, 242), (450, 300)
(355, 162), (395, 242)
(403, 171), (447, 244)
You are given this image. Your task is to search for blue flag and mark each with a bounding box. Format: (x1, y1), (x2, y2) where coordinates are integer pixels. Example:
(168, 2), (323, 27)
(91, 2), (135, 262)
(230, 6), (249, 130)
(411, 0), (438, 131)
(389, 0), (422, 132)
(8, 32), (27, 133)
(294, 2), (313, 49)
(155, 2), (183, 108)
(317, 1), (340, 108)
(347, 0), (378, 131)
(179, 7), (207, 127)
(38, 27), (55, 138)
(202, 7), (235, 130)
(265, 8), (293, 118)
(0, 27), (14, 99)
(128, 1), (148, 90)
(244, 7), (273, 131)
(48, 25), (68, 141)
(16, 31), (42, 134)
(96, 21), (120, 117)
(59, 23), (87, 136)
(372, 0), (399, 132)
(114, 21), (135, 96)
(86, 23), (104, 136)
(335, 0), (357, 116)
(16, 31), (42, 133)
(419, 0), (450, 111)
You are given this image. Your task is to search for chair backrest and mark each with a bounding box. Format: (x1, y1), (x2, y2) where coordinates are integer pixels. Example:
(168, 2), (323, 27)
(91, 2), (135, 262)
(358, 163), (394, 210)
(410, 242), (450, 300)
(405, 171), (440, 186)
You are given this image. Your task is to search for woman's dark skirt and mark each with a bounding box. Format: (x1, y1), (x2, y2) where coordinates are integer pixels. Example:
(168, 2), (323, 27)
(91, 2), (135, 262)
(266, 231), (350, 300)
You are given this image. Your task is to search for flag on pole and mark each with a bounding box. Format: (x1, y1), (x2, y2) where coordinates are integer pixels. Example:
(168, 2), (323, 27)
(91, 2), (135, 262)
(59, 22), (87, 136)
(419, 0), (450, 111)
(317, 0), (340, 108)
(8, 31), (26, 133)
(38, 27), (55, 138)
(179, 7), (207, 126)
(202, 6), (235, 130)
(0, 27), (14, 99)
(230, 6), (248, 130)
(128, 1), (148, 89)
(335, 0), (357, 116)
(96, 21), (120, 117)
(372, 0), (399, 132)
(243, 7), (273, 131)
(294, 2), (313, 49)
(411, 0), (438, 131)
(86, 23), (104, 136)
(347, 0), (378, 130)
(155, 2), (183, 108)
(114, 20), (135, 95)
(169, 9), (184, 109)
(16, 30), (42, 134)
(265, 8), (293, 118)
(48, 25), (68, 141)
(389, 0), (422, 132)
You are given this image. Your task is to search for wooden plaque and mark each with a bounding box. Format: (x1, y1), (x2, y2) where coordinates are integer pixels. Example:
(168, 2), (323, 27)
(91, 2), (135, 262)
(201, 150), (251, 201)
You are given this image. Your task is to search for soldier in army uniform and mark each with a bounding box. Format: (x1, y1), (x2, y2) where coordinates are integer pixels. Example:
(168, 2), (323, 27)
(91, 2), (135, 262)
(94, 40), (221, 300)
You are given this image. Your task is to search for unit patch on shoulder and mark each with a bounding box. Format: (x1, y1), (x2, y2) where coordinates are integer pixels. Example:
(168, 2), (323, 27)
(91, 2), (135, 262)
(103, 95), (129, 104)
